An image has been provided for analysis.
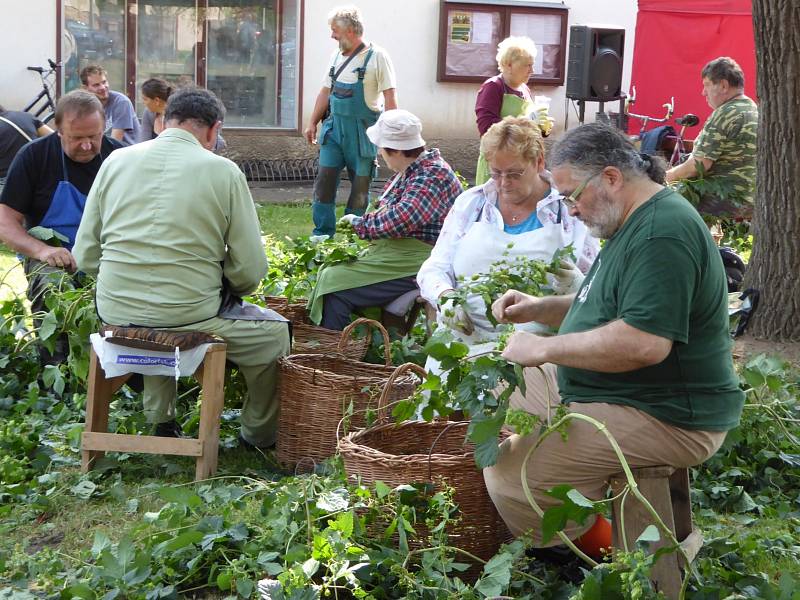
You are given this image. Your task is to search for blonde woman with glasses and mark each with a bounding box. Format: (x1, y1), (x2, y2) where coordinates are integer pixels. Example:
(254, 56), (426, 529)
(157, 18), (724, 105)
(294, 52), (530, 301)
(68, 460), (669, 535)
(417, 116), (599, 366)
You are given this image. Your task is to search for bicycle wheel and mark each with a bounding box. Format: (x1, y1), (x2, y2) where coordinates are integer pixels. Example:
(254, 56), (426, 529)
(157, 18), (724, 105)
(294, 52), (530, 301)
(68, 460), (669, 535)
(43, 111), (55, 125)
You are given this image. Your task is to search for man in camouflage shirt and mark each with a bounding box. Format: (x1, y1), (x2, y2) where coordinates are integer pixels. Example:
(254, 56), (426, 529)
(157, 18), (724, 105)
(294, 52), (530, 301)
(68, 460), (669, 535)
(666, 57), (758, 217)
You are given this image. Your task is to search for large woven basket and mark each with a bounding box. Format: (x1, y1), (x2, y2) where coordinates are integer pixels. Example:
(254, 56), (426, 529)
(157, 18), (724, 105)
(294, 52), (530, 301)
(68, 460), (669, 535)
(276, 352), (420, 472)
(263, 295), (309, 324)
(291, 317), (389, 361)
(339, 363), (512, 572)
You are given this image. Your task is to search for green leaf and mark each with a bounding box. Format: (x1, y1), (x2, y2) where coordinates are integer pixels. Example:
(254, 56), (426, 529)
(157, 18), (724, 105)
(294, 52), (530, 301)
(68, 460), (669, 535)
(42, 365), (65, 395)
(39, 310), (58, 342)
(374, 480), (391, 499)
(540, 485), (598, 544)
(474, 550), (513, 597)
(331, 510), (354, 539)
(61, 583), (96, 599)
(566, 488), (595, 509)
(71, 479), (97, 500)
(165, 529), (204, 551)
(159, 486), (202, 508)
(236, 578), (254, 598)
(636, 524), (661, 544)
(91, 532), (112, 558)
(301, 557), (320, 579)
(473, 438), (500, 469)
(27, 226), (69, 244)
(316, 488), (349, 512)
(540, 503), (569, 546)
(468, 409), (507, 444)
(216, 570), (232, 590)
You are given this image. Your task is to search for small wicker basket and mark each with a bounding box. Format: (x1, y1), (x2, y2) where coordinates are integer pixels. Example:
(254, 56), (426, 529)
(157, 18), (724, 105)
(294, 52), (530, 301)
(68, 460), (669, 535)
(276, 349), (418, 472)
(291, 317), (389, 361)
(262, 295), (309, 324)
(339, 363), (512, 572)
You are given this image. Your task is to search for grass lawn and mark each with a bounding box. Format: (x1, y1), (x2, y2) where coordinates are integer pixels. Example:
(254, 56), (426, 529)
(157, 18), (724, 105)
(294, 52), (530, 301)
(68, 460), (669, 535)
(256, 201), (343, 240)
(0, 249), (26, 301)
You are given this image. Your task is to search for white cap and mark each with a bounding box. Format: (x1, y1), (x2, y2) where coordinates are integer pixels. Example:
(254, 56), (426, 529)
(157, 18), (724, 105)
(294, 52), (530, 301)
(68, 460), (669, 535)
(366, 109), (426, 150)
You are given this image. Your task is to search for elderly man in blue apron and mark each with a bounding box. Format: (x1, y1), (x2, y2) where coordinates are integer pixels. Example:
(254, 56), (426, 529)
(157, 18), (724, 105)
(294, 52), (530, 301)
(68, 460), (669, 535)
(0, 90), (123, 363)
(303, 6), (397, 238)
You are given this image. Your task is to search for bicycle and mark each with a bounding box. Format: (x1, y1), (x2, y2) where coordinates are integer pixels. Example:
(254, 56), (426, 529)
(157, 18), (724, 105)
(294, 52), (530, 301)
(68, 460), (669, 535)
(625, 86), (675, 140)
(625, 86), (699, 167)
(23, 59), (61, 125)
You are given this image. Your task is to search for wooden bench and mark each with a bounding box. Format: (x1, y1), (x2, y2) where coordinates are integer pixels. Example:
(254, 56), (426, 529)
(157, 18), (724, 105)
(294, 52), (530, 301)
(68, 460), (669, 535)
(81, 327), (227, 480)
(609, 466), (702, 600)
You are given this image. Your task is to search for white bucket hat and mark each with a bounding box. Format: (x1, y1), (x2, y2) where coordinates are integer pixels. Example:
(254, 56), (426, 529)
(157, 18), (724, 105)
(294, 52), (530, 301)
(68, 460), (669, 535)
(366, 109), (426, 150)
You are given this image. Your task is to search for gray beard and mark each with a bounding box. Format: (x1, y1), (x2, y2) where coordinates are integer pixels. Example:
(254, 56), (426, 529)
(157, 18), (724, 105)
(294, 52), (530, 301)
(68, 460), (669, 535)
(584, 189), (624, 239)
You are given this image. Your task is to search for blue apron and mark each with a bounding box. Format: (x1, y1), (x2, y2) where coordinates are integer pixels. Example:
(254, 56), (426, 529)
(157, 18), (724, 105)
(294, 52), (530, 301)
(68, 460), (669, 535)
(37, 149), (89, 251)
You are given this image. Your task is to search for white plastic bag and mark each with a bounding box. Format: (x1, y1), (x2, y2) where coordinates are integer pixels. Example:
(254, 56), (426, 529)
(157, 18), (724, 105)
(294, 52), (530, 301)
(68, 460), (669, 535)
(90, 333), (211, 379)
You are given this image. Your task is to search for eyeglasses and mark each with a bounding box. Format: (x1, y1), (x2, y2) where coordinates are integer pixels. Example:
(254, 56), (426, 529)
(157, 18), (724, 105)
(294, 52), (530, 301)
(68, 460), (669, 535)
(489, 164), (529, 182)
(561, 173), (600, 209)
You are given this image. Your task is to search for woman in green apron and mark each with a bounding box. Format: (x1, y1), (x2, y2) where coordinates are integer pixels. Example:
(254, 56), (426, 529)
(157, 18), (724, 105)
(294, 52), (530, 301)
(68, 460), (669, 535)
(475, 36), (554, 185)
(307, 110), (463, 330)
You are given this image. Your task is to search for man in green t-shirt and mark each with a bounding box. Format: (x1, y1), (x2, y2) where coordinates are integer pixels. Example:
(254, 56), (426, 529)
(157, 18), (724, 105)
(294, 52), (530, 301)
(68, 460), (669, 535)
(665, 56), (758, 217)
(483, 123), (744, 548)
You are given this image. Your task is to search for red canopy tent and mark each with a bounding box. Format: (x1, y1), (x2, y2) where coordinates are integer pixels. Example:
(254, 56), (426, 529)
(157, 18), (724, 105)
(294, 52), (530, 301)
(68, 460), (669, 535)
(628, 0), (757, 136)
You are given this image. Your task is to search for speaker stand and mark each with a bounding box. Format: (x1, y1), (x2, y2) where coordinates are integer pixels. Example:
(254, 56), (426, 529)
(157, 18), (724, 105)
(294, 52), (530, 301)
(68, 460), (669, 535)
(570, 95), (627, 129)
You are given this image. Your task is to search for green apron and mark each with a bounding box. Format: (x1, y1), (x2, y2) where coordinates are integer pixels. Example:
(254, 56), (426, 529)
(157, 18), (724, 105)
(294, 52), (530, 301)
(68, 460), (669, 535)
(307, 237), (433, 325)
(475, 92), (535, 185)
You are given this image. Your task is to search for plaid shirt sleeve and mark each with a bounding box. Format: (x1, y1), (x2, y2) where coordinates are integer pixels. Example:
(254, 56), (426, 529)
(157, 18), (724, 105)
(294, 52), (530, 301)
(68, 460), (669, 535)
(352, 160), (458, 243)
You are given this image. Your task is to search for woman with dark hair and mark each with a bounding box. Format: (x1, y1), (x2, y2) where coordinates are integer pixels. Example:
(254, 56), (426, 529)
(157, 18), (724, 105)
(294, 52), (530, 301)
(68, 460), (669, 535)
(137, 79), (227, 151)
(137, 78), (174, 142)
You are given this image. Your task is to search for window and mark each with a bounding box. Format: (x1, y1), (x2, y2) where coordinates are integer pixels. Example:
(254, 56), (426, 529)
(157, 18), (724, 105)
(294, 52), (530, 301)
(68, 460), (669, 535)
(437, 0), (568, 85)
(62, 0), (301, 130)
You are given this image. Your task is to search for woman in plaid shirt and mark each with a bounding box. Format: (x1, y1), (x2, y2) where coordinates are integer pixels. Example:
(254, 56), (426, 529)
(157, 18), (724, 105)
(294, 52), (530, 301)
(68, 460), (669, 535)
(307, 110), (463, 330)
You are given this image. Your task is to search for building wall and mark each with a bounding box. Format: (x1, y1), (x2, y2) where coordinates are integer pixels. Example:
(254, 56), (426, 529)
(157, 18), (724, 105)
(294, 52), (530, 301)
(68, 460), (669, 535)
(0, 0), (58, 110)
(229, 0), (638, 176)
(0, 0), (638, 177)
(301, 1), (638, 138)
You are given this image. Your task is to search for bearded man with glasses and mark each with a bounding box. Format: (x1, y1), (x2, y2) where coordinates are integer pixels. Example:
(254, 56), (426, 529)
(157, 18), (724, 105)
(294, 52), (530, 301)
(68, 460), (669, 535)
(484, 122), (744, 553)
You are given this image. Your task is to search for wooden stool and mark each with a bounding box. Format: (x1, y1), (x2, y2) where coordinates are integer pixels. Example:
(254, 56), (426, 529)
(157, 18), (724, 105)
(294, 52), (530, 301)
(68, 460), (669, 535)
(609, 466), (703, 599)
(81, 326), (227, 480)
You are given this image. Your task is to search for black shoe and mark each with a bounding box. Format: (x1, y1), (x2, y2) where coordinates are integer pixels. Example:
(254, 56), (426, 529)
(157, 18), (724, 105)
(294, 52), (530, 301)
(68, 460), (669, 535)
(154, 420), (183, 438)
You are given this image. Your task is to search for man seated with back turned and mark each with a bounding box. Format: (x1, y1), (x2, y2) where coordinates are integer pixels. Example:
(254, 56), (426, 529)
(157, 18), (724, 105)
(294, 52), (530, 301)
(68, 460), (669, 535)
(665, 56), (758, 218)
(73, 87), (290, 447)
(484, 123), (745, 549)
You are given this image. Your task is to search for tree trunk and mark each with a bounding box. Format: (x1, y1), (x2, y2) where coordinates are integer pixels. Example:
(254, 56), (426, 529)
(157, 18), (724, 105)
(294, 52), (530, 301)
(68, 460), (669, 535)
(747, 0), (800, 341)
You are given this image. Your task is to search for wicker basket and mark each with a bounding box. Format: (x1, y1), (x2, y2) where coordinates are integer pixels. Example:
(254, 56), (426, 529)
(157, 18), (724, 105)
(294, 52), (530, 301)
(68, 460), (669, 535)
(291, 317), (389, 361)
(276, 353), (420, 472)
(339, 363), (512, 571)
(263, 295), (309, 324)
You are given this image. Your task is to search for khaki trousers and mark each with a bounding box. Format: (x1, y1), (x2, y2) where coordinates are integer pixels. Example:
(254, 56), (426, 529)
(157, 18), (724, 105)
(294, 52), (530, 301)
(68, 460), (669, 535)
(142, 316), (290, 448)
(483, 364), (727, 545)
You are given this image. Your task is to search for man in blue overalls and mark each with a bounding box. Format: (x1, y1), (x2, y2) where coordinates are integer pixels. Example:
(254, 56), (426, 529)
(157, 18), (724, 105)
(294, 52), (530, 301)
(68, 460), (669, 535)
(303, 6), (397, 237)
(0, 90), (123, 362)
